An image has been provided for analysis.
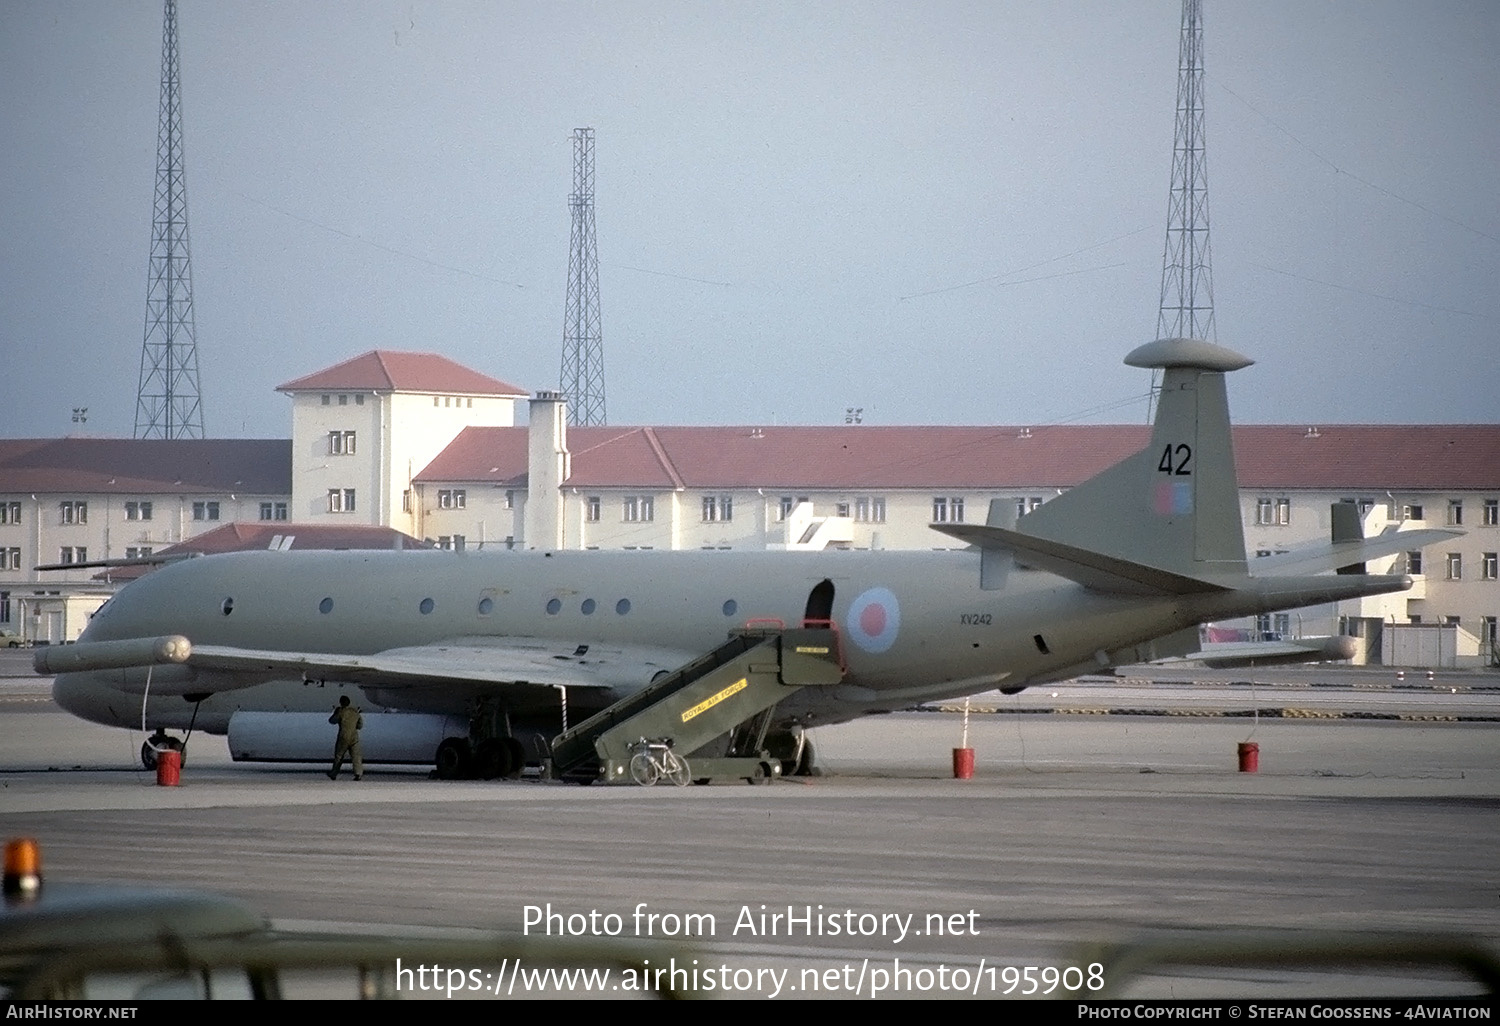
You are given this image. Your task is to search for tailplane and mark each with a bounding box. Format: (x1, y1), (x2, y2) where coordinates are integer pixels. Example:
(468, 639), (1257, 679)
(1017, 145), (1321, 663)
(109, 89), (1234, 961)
(965, 338), (1252, 587)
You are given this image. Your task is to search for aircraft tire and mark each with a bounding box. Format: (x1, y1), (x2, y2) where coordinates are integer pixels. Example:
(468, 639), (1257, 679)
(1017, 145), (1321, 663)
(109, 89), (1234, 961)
(473, 739), (509, 780)
(503, 737), (526, 780)
(435, 737), (473, 780)
(140, 734), (184, 771)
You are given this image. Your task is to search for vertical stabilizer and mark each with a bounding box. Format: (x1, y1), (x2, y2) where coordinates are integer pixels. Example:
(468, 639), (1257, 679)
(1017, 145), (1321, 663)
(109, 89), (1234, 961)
(1016, 338), (1251, 581)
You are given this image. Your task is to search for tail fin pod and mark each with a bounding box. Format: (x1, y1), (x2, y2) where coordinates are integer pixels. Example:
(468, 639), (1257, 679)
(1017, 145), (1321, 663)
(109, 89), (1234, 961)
(1016, 338), (1252, 581)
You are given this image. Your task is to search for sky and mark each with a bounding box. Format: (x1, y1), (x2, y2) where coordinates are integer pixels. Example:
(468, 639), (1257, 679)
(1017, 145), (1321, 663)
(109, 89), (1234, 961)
(1, 1), (1496, 440)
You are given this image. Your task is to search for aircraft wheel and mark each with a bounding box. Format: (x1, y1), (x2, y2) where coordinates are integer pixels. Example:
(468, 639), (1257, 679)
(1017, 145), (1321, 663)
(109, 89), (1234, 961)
(629, 752), (659, 787)
(473, 739), (508, 780)
(503, 737), (526, 780)
(141, 733), (184, 771)
(435, 737), (472, 780)
(746, 761), (775, 785)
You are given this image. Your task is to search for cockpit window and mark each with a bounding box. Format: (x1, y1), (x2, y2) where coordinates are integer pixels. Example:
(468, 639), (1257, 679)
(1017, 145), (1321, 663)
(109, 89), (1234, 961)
(221, 598), (234, 616)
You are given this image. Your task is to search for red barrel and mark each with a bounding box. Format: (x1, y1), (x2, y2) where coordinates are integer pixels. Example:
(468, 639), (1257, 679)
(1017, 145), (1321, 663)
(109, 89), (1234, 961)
(1237, 741), (1259, 773)
(156, 748), (181, 787)
(952, 747), (975, 779)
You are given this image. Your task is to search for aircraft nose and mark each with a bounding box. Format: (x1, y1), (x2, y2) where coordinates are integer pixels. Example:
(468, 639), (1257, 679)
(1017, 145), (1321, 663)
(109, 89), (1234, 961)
(51, 672), (118, 727)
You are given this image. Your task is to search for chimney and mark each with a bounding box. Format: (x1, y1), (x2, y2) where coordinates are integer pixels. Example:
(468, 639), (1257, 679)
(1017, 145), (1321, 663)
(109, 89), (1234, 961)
(524, 391), (570, 549)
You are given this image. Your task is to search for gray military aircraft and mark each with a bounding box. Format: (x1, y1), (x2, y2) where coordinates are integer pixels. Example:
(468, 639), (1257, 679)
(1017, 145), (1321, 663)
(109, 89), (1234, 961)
(40, 339), (1456, 782)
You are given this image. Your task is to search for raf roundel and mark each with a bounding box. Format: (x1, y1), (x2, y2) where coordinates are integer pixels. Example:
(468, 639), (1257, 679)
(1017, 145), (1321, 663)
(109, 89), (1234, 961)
(846, 587), (901, 654)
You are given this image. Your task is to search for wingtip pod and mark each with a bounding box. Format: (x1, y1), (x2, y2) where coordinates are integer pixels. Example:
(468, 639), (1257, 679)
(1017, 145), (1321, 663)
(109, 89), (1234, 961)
(1125, 338), (1254, 373)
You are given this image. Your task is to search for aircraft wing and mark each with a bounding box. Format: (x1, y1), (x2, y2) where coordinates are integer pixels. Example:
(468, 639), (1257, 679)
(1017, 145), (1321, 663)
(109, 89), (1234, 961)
(1250, 528), (1461, 576)
(39, 635), (696, 705)
(1161, 635), (1359, 669)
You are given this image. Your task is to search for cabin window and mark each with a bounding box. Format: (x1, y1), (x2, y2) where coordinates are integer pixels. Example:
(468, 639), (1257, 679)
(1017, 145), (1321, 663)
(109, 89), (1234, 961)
(723, 599), (738, 617)
(616, 599), (631, 615)
(477, 596), (494, 615)
(319, 597), (334, 614)
(221, 598), (234, 616)
(419, 598), (435, 614)
(546, 598), (562, 615)
(581, 599), (596, 615)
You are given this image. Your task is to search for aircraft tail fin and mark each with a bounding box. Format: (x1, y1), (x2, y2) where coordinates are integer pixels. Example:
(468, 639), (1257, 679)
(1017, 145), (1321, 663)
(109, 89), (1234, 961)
(1008, 338), (1253, 585)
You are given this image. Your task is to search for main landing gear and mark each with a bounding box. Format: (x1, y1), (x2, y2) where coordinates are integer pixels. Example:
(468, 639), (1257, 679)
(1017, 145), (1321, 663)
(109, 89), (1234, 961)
(434, 735), (527, 780)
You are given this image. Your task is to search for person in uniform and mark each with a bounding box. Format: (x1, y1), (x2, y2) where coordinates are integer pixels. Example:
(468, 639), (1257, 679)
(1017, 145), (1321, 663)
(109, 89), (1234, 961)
(328, 694), (364, 780)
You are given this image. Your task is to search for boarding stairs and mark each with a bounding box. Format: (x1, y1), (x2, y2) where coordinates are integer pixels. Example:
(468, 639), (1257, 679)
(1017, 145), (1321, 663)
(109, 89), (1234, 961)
(548, 623), (844, 785)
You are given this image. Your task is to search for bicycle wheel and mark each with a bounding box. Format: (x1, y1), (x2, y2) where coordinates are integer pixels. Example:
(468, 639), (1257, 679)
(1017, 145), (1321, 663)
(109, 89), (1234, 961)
(629, 751), (659, 787)
(663, 750), (691, 787)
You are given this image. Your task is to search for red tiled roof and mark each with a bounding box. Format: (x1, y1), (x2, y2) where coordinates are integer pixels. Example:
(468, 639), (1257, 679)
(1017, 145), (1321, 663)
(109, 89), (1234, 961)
(0, 439), (290, 495)
(95, 522), (429, 582)
(276, 350), (527, 396)
(415, 424), (1500, 491)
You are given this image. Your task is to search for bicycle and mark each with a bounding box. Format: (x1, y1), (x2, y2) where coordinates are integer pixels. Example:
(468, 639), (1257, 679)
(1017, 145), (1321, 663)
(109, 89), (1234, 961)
(628, 737), (690, 787)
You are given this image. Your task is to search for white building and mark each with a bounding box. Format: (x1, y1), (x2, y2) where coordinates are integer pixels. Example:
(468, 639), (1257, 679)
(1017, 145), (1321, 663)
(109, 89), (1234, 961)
(275, 350), (527, 535)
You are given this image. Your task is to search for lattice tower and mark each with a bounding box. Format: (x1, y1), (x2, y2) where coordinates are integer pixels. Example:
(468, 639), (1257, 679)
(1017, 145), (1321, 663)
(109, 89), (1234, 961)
(134, 0), (204, 439)
(1151, 0), (1216, 409)
(559, 128), (606, 426)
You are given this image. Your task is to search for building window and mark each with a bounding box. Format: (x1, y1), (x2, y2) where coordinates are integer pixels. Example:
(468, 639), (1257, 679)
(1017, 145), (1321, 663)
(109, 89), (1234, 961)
(932, 497), (965, 524)
(2, 549), (19, 571)
(1406, 551), (1424, 575)
(328, 430), (356, 455)
(59, 546), (87, 564)
(1485, 500), (1498, 527)
(0, 502), (19, 525)
(355, 394), (364, 406)
(835, 502), (850, 519)
(504, 491), (515, 510)
(338, 394), (348, 406)
(1445, 553), (1462, 580)
(438, 489), (467, 510)
(192, 501), (220, 521)
(125, 501), (153, 521)
(437, 536), (452, 550)
(321, 394), (330, 405)
(259, 501), (288, 521)
(403, 490), (413, 514)
(125, 547), (153, 559)
(623, 496), (655, 522)
(1481, 617), (1497, 648)
(853, 497), (886, 523)
(0, 590), (9, 622)
(585, 496), (601, 522)
(1017, 496), (1043, 518)
(1255, 497), (1291, 526)
(328, 489), (356, 513)
(59, 501), (87, 525)
(1483, 553), (1498, 581)
(1448, 500), (1464, 526)
(1403, 504), (1425, 521)
(702, 495), (732, 522)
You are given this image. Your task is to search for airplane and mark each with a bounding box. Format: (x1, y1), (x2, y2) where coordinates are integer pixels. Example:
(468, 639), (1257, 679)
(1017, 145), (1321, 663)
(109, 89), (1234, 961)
(38, 338), (1459, 782)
